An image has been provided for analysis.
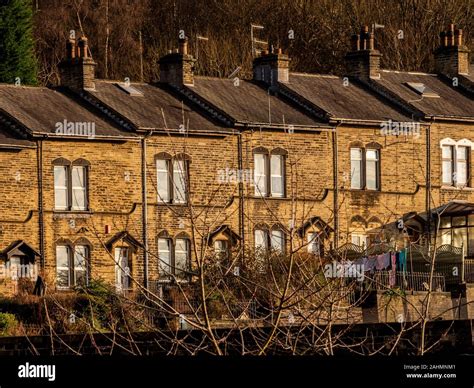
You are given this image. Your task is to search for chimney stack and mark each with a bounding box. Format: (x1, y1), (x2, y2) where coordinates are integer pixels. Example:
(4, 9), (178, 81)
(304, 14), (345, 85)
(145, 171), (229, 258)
(345, 26), (382, 80)
(253, 45), (290, 86)
(59, 36), (96, 91)
(159, 37), (196, 86)
(435, 24), (470, 77)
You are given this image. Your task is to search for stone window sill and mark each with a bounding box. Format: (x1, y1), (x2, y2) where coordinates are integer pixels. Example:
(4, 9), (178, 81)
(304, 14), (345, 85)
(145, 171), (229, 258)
(440, 185), (474, 191)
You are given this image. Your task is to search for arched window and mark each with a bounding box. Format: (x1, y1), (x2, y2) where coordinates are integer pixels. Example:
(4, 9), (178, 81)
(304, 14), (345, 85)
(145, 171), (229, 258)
(157, 231), (191, 281)
(254, 224), (286, 254)
(350, 216), (368, 248)
(55, 238), (91, 289)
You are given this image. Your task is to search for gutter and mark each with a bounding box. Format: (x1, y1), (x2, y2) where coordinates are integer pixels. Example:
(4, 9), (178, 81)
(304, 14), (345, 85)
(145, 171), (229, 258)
(233, 122), (333, 132)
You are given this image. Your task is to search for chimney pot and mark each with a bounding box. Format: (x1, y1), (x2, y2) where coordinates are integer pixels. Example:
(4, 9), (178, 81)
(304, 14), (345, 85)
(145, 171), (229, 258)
(446, 29), (454, 47)
(454, 29), (463, 46)
(440, 31), (447, 47)
(435, 24), (470, 76)
(368, 32), (374, 50)
(351, 34), (360, 51)
(78, 36), (89, 58)
(345, 26), (381, 80)
(252, 48), (290, 85)
(66, 39), (76, 59)
(159, 38), (196, 86)
(59, 35), (96, 91)
(178, 37), (188, 55)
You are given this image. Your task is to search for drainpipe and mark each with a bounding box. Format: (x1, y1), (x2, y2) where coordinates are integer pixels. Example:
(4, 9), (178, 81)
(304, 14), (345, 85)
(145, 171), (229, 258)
(237, 129), (245, 261)
(141, 134), (150, 288)
(332, 122), (341, 250)
(37, 137), (45, 268)
(426, 119), (432, 238)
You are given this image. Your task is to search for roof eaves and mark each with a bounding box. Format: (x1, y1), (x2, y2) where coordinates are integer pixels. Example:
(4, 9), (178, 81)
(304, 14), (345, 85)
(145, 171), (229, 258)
(165, 83), (236, 127)
(77, 89), (138, 132)
(0, 108), (34, 137)
(275, 82), (332, 122)
(361, 77), (425, 120)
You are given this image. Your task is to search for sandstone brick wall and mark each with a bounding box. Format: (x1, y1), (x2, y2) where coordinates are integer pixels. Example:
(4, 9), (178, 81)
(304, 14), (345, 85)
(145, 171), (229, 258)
(376, 291), (454, 323)
(40, 139), (143, 288)
(337, 125), (427, 241)
(430, 122), (474, 206)
(240, 128), (334, 250)
(1, 120), (474, 295)
(0, 146), (39, 276)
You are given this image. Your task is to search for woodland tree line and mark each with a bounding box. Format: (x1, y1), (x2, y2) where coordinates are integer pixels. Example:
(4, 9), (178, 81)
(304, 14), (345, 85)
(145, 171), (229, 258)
(32, 0), (473, 86)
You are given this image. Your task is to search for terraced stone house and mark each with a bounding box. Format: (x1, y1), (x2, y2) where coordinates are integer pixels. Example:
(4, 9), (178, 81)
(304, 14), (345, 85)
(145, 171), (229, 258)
(0, 25), (473, 302)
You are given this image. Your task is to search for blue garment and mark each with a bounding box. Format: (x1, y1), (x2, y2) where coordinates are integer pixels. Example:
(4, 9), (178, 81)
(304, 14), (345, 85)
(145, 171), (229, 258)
(397, 249), (407, 272)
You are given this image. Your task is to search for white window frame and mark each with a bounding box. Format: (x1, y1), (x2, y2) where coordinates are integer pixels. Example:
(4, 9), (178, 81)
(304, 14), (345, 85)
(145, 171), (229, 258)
(365, 149), (379, 190)
(351, 233), (368, 248)
(156, 158), (170, 203)
(254, 151), (286, 198)
(174, 238), (189, 279)
(158, 238), (172, 278)
(440, 138), (472, 188)
(71, 166), (87, 211)
(270, 154), (284, 197)
(254, 229), (268, 253)
(307, 232), (321, 256)
(73, 245), (89, 286)
(214, 240), (229, 258)
(270, 229), (285, 253)
(254, 153), (267, 196)
(54, 166), (69, 210)
(156, 158), (188, 204)
(350, 148), (363, 189)
(56, 245), (89, 289)
(56, 245), (70, 289)
(172, 160), (187, 204)
(114, 247), (130, 292)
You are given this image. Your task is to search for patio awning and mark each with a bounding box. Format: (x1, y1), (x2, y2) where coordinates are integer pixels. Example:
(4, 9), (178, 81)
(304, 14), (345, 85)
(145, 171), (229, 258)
(430, 200), (474, 217)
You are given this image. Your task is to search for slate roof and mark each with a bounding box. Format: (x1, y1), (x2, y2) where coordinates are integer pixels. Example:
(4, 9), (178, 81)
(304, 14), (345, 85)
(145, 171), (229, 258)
(284, 73), (411, 122)
(187, 76), (326, 128)
(87, 80), (231, 133)
(373, 70), (474, 119)
(0, 84), (135, 138)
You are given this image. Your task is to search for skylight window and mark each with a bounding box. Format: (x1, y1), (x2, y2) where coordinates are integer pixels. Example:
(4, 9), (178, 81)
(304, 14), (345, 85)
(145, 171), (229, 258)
(405, 82), (439, 98)
(115, 83), (143, 97)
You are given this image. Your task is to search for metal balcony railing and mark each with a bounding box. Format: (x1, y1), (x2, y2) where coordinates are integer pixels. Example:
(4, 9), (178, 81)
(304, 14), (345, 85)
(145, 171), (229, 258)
(369, 271), (446, 292)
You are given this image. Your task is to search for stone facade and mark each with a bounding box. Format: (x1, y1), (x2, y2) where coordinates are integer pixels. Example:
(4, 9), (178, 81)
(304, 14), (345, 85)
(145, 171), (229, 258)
(0, 27), (473, 298)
